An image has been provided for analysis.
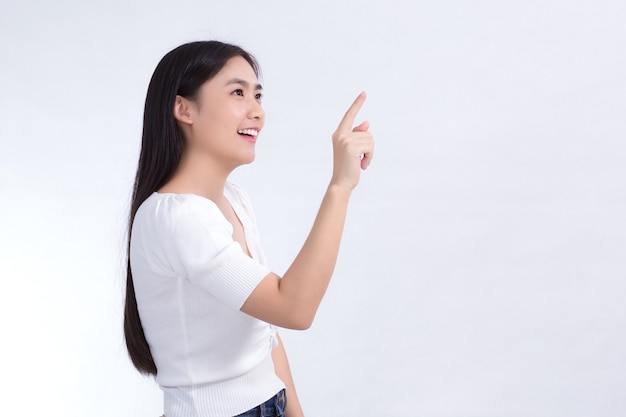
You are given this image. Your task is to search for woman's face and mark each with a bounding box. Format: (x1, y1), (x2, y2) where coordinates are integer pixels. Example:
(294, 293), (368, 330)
(183, 55), (265, 169)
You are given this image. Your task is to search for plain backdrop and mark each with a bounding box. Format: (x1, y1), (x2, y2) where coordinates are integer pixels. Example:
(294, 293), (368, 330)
(1, 1), (625, 416)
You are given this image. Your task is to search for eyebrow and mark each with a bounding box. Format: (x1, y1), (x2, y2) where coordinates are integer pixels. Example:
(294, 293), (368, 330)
(225, 77), (263, 90)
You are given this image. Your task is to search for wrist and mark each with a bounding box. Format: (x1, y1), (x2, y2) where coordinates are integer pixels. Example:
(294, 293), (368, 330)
(326, 182), (354, 198)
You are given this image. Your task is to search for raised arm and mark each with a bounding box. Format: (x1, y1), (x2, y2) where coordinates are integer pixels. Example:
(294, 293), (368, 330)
(241, 92), (374, 329)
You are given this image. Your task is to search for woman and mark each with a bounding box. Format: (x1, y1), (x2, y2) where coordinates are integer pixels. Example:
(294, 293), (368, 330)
(124, 40), (374, 417)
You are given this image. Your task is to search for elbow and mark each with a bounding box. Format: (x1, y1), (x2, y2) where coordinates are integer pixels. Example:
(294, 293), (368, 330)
(284, 311), (315, 331)
(291, 318), (313, 331)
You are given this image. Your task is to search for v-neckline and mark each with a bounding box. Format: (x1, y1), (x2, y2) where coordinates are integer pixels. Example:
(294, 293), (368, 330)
(223, 192), (255, 261)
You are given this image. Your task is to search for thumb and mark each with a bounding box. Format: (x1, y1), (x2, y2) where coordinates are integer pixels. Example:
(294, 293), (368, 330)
(352, 120), (369, 132)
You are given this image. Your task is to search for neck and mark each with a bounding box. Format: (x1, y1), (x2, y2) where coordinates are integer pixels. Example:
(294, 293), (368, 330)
(159, 150), (234, 200)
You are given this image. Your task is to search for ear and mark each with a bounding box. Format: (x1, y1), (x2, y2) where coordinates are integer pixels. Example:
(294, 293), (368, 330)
(173, 95), (195, 125)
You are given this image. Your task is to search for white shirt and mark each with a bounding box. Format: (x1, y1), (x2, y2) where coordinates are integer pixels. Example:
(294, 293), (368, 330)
(130, 182), (285, 417)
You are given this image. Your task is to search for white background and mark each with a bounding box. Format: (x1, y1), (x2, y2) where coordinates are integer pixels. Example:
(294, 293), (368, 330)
(1, 1), (625, 416)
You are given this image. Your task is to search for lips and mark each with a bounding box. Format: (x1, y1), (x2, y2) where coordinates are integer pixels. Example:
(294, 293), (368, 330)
(237, 128), (260, 143)
(237, 128), (258, 137)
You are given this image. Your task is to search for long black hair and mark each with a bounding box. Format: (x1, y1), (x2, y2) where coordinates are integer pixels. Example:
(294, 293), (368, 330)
(124, 41), (260, 375)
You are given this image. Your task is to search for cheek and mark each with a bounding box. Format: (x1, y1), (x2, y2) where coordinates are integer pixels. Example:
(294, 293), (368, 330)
(195, 107), (228, 140)
(201, 102), (243, 130)
(190, 108), (241, 155)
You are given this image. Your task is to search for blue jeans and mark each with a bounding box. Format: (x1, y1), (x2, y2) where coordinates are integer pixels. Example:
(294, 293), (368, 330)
(234, 389), (287, 417)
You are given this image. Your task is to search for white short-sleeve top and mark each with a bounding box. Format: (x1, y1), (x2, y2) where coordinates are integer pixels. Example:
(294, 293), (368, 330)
(130, 182), (284, 417)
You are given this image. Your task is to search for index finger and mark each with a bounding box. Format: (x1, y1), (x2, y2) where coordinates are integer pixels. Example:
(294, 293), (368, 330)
(337, 91), (367, 133)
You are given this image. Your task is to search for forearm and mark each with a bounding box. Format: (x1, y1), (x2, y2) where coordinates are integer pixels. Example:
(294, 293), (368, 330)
(272, 332), (305, 417)
(280, 184), (352, 323)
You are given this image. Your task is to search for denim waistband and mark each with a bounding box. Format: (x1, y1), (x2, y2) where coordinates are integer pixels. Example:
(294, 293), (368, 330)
(234, 389), (286, 417)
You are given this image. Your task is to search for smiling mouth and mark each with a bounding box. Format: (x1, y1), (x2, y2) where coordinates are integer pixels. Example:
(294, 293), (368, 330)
(237, 129), (259, 143)
(237, 129), (258, 137)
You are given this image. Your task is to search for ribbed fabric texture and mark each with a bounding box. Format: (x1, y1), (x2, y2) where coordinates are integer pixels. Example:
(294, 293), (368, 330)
(162, 354), (284, 417)
(130, 182), (285, 416)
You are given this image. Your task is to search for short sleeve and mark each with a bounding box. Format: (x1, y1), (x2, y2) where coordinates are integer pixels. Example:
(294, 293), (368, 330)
(165, 195), (271, 310)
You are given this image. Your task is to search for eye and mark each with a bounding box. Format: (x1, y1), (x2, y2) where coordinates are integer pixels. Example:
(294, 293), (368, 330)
(255, 92), (263, 101)
(232, 89), (244, 96)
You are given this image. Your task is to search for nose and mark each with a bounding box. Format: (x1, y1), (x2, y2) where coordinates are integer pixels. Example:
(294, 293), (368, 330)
(248, 97), (264, 121)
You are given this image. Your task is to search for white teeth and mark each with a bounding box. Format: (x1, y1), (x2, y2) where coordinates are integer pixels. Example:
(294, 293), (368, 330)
(237, 129), (258, 137)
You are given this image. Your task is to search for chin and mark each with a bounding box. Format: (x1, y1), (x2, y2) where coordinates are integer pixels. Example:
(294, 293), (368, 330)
(241, 156), (256, 166)
(244, 146), (258, 161)
(232, 150), (256, 168)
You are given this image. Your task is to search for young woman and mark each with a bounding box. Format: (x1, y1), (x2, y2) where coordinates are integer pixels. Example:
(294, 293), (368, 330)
(124, 41), (374, 417)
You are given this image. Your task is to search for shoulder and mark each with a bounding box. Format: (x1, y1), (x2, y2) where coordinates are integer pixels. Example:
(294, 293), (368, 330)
(138, 192), (223, 219)
(134, 192), (231, 237)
